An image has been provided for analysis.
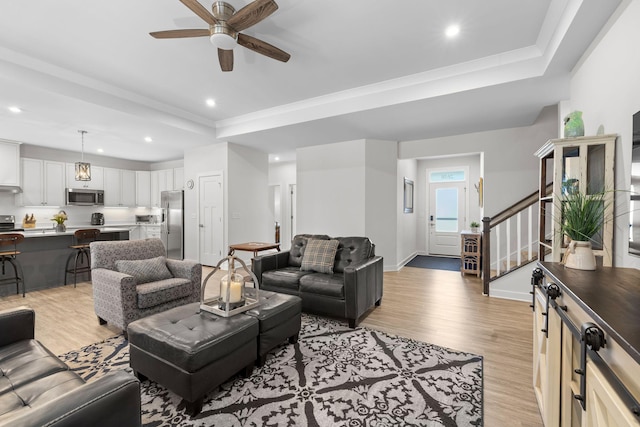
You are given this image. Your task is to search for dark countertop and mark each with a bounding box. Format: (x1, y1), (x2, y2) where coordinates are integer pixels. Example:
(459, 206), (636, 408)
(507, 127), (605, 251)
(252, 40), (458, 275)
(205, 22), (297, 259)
(539, 261), (640, 364)
(0, 229), (130, 296)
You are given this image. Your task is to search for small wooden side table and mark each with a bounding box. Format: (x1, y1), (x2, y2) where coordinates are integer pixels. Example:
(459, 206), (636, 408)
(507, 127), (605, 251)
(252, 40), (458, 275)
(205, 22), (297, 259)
(228, 242), (281, 258)
(461, 231), (481, 277)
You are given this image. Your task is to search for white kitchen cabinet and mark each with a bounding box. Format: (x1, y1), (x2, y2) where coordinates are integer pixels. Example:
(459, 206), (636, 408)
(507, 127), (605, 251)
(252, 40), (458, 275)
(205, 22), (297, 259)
(150, 169), (174, 207)
(129, 225), (143, 240)
(136, 171), (151, 207)
(66, 163), (104, 190)
(0, 141), (20, 187)
(17, 158), (65, 207)
(104, 168), (136, 207)
(173, 167), (184, 190)
(144, 225), (161, 239)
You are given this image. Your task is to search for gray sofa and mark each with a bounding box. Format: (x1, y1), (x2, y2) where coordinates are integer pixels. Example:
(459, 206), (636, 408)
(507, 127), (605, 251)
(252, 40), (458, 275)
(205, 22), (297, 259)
(252, 235), (383, 328)
(90, 238), (202, 334)
(0, 307), (141, 427)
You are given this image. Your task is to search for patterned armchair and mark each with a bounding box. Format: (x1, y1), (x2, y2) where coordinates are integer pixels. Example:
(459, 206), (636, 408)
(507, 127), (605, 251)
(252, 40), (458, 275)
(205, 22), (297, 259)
(90, 238), (201, 333)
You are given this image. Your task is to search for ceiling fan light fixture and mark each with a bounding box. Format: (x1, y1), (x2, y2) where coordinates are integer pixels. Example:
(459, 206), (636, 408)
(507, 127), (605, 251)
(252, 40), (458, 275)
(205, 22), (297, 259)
(210, 31), (237, 50)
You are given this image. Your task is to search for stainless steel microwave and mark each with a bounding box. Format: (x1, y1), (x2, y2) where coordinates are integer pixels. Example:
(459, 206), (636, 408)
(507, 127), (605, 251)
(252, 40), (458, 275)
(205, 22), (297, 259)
(66, 188), (104, 206)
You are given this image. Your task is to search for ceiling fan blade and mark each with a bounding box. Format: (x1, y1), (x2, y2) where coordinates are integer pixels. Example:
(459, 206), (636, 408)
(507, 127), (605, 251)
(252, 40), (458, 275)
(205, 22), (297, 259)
(179, 0), (219, 26)
(238, 33), (290, 62)
(218, 49), (234, 72)
(150, 29), (210, 39)
(227, 0), (278, 32)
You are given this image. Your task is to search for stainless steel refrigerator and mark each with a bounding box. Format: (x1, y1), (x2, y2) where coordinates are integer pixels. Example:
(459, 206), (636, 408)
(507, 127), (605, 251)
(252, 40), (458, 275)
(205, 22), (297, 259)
(161, 190), (184, 260)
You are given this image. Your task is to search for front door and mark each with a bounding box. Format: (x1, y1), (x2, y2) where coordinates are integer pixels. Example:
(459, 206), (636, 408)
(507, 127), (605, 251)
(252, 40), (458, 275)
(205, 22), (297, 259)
(198, 173), (223, 266)
(428, 181), (466, 256)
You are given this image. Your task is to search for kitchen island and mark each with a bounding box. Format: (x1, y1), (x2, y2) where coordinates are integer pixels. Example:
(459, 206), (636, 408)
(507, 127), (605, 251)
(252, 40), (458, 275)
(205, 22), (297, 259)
(0, 226), (133, 297)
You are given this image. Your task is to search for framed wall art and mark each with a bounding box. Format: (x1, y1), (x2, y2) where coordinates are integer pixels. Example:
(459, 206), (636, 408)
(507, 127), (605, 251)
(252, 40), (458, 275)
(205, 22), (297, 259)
(403, 177), (414, 213)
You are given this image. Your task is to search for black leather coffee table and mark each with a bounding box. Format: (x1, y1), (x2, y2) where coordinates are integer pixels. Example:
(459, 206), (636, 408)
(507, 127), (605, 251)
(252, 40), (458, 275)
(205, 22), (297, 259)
(128, 303), (258, 416)
(244, 289), (302, 365)
(127, 292), (302, 416)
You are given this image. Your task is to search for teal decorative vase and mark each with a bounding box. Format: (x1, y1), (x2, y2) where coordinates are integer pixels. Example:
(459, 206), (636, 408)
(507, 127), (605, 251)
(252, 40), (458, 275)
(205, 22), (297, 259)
(564, 111), (584, 138)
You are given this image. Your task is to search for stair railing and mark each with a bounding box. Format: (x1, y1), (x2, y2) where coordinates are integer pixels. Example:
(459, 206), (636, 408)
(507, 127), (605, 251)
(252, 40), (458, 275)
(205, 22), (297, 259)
(481, 184), (552, 295)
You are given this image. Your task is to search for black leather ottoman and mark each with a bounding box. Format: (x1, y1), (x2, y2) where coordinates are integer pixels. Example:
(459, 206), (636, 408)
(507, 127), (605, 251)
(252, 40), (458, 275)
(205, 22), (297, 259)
(127, 303), (258, 416)
(244, 290), (302, 366)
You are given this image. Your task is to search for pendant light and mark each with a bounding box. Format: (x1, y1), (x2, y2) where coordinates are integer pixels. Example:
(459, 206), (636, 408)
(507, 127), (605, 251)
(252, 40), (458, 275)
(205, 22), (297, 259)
(75, 130), (91, 181)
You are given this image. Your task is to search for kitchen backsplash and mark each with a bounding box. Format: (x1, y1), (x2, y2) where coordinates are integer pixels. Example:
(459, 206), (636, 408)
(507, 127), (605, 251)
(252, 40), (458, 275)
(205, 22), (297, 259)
(0, 192), (159, 227)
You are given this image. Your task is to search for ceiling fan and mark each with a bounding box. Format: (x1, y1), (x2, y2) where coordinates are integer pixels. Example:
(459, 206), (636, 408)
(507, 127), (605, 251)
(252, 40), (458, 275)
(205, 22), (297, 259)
(150, 0), (290, 72)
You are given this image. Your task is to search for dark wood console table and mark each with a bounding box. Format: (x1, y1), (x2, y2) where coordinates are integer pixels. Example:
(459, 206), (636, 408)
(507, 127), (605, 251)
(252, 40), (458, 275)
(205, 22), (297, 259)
(532, 262), (640, 425)
(228, 242), (281, 258)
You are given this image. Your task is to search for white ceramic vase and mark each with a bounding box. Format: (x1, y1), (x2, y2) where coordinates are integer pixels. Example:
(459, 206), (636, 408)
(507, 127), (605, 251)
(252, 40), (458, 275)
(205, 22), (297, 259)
(563, 240), (596, 270)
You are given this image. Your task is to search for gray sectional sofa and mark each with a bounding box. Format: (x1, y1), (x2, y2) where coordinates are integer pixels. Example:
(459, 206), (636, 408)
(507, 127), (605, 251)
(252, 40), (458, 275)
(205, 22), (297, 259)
(252, 234), (383, 328)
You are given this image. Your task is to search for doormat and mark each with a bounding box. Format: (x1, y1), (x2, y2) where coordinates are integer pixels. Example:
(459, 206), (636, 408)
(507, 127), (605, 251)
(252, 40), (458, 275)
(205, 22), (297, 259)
(60, 314), (483, 426)
(406, 255), (461, 271)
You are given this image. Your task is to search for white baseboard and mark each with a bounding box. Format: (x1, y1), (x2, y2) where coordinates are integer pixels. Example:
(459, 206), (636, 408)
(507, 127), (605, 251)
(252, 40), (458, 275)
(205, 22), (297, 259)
(489, 288), (530, 302)
(388, 251), (418, 271)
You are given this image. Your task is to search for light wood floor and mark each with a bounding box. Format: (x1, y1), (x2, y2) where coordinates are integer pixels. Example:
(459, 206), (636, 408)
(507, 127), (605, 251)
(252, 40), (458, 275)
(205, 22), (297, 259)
(0, 266), (542, 426)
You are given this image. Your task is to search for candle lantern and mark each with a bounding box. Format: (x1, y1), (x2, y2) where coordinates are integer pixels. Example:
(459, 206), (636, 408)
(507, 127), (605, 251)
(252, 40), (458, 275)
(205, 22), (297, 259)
(201, 254), (260, 317)
(219, 257), (245, 310)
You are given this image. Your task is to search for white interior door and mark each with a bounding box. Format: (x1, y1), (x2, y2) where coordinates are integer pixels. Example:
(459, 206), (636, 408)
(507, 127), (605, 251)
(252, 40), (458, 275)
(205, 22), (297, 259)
(429, 181), (465, 256)
(198, 174), (223, 266)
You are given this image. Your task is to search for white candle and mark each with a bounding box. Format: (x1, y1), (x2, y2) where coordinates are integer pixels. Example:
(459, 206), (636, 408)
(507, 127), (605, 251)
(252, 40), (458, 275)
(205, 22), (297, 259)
(220, 279), (243, 303)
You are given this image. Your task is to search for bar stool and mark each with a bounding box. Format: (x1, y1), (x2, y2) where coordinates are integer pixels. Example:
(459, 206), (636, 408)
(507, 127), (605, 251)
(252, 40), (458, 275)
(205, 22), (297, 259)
(65, 228), (100, 287)
(0, 233), (25, 297)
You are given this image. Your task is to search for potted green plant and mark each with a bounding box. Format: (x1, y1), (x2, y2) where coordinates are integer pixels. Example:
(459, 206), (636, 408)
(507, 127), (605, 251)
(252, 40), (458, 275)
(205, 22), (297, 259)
(560, 190), (608, 270)
(470, 221), (480, 233)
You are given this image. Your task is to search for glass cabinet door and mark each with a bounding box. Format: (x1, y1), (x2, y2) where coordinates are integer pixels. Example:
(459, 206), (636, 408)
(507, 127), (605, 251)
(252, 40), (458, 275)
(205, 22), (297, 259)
(537, 135), (616, 267)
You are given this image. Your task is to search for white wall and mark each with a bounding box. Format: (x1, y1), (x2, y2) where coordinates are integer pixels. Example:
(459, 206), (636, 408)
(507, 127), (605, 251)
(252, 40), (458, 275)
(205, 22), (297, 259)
(560, 0), (640, 269)
(183, 142), (269, 264)
(297, 140), (366, 235)
(365, 140), (398, 270)
(183, 143), (228, 261)
(400, 105), (557, 218)
(397, 158), (417, 268)
(227, 143), (270, 263)
(268, 161), (296, 250)
(297, 139), (398, 269)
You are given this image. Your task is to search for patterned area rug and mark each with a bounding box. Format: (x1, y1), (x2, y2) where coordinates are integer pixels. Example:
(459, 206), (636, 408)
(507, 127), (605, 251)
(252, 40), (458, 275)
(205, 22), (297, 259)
(59, 315), (483, 426)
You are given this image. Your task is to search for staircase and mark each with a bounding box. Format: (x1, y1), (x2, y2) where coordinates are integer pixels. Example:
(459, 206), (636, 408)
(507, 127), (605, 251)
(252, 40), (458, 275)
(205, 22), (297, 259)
(480, 184), (552, 295)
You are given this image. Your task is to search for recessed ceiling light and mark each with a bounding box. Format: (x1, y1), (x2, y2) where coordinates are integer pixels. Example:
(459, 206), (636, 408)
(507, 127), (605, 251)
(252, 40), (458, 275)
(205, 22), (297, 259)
(445, 24), (460, 38)
(144, 136), (153, 143)
(97, 148), (104, 153)
(206, 98), (216, 107)
(274, 156), (280, 161)
(8, 106), (22, 113)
